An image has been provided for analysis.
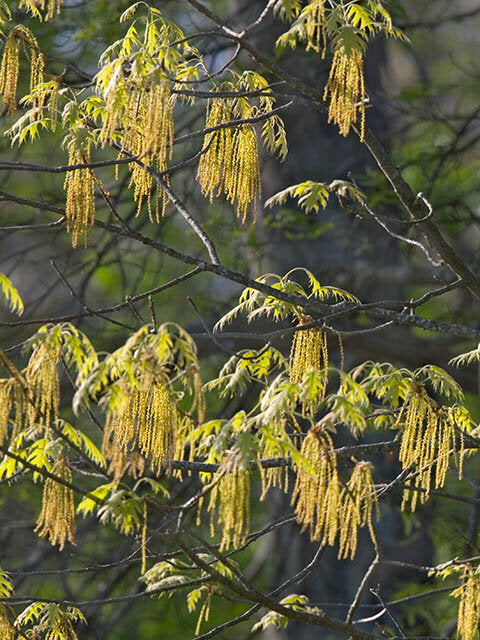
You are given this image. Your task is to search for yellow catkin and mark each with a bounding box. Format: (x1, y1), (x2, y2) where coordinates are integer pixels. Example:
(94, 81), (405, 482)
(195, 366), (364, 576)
(48, 76), (61, 131)
(259, 418), (291, 499)
(64, 140), (95, 247)
(102, 425), (146, 482)
(338, 460), (379, 560)
(0, 31), (19, 115)
(103, 377), (176, 473)
(0, 25), (43, 116)
(290, 318), (328, 414)
(292, 427), (340, 546)
(260, 457), (289, 500)
(0, 380), (13, 445)
(453, 565), (480, 640)
(208, 468), (251, 551)
(141, 500), (148, 575)
(99, 74), (125, 148)
(323, 47), (366, 140)
(197, 98), (232, 200)
(123, 83), (174, 222)
(197, 99), (261, 222)
(0, 605), (14, 640)
(34, 458), (75, 550)
(289, 318), (327, 384)
(26, 343), (60, 432)
(397, 389), (461, 512)
(172, 415), (197, 480)
(305, 0), (327, 55)
(225, 125), (261, 222)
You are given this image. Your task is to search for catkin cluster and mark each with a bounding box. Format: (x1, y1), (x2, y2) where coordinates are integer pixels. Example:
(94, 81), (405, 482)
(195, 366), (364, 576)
(289, 318), (328, 385)
(338, 460), (378, 560)
(0, 605), (14, 640)
(453, 565), (480, 640)
(64, 140), (96, 247)
(0, 378), (27, 444)
(292, 428), (340, 545)
(290, 318), (328, 414)
(122, 83), (174, 221)
(0, 25), (44, 116)
(197, 98), (261, 222)
(323, 47), (366, 139)
(292, 428), (378, 558)
(207, 468), (251, 551)
(34, 458), (75, 550)
(102, 376), (176, 473)
(26, 343), (60, 432)
(305, 0), (327, 55)
(398, 390), (463, 511)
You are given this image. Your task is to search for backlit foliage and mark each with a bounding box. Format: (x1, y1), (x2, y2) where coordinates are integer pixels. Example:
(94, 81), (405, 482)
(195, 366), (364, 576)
(0, 273), (24, 315)
(0, 1), (477, 637)
(15, 602), (86, 640)
(34, 458), (75, 550)
(19, 0), (63, 21)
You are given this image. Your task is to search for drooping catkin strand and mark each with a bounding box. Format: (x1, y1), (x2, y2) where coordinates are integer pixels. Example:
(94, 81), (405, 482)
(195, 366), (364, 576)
(48, 77), (61, 131)
(0, 32), (19, 116)
(323, 46), (366, 140)
(397, 390), (462, 512)
(452, 565), (480, 640)
(305, 0), (327, 55)
(64, 141), (95, 247)
(34, 459), (75, 550)
(141, 500), (148, 575)
(208, 468), (251, 551)
(0, 380), (13, 445)
(0, 605), (14, 640)
(0, 25), (43, 116)
(26, 343), (60, 432)
(292, 427), (340, 546)
(104, 378), (176, 472)
(124, 83), (174, 221)
(172, 415), (197, 480)
(197, 99), (261, 222)
(338, 460), (379, 560)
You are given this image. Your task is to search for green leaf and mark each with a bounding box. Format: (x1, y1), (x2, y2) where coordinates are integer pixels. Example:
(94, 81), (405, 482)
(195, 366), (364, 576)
(0, 273), (24, 315)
